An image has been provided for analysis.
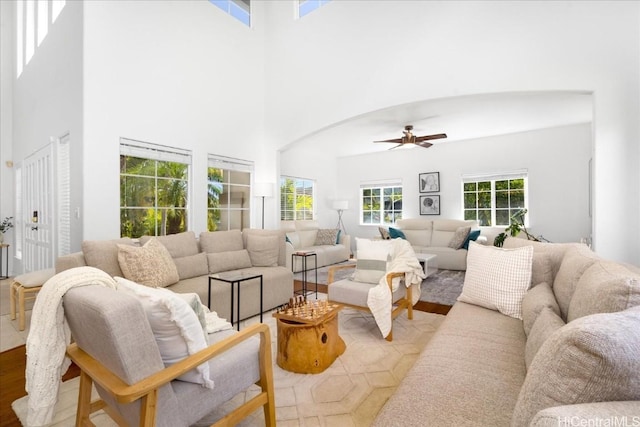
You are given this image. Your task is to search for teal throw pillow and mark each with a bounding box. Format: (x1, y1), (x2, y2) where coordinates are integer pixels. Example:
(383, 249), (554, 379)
(388, 227), (406, 239)
(462, 229), (481, 250)
(336, 229), (342, 244)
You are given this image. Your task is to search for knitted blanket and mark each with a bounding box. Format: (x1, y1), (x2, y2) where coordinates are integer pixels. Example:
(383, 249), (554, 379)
(25, 267), (117, 427)
(367, 239), (425, 338)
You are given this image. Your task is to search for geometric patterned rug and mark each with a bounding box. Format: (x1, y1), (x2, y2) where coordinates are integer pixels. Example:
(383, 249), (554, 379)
(12, 304), (446, 426)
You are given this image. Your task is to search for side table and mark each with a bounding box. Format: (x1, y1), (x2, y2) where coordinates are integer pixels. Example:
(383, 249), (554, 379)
(415, 253), (438, 278)
(208, 272), (263, 331)
(0, 244), (9, 279)
(292, 251), (318, 299)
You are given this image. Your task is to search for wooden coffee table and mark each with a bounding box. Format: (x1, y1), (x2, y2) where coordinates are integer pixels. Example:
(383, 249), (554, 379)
(273, 298), (346, 374)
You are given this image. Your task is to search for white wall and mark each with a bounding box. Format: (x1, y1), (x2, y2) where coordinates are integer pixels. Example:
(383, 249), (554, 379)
(0, 1), (15, 274)
(82, 0), (270, 241)
(267, 1), (640, 264)
(8, 1), (84, 271)
(282, 123), (592, 249)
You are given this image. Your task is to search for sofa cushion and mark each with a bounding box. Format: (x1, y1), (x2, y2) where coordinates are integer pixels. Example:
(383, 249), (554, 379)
(553, 246), (599, 320)
(207, 250), (252, 274)
(353, 238), (392, 284)
(521, 282), (561, 336)
(115, 277), (214, 388)
(314, 229), (338, 246)
(139, 231), (199, 259)
(378, 227), (391, 240)
(512, 307), (640, 426)
(567, 260), (640, 322)
(173, 252), (209, 280)
(461, 229), (481, 250)
(388, 227), (406, 239)
(524, 307), (565, 369)
(448, 226), (471, 249)
(117, 239), (179, 288)
(82, 238), (135, 277)
(246, 234), (279, 267)
(457, 242), (533, 319)
(242, 229), (287, 267)
(531, 252), (554, 287)
(199, 230), (244, 253)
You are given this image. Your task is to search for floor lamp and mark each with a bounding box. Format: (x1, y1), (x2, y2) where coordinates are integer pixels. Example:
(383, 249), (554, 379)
(255, 182), (274, 229)
(333, 200), (349, 235)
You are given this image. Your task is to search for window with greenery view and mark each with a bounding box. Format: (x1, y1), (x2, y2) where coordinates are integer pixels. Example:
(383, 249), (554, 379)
(207, 167), (251, 231)
(361, 184), (402, 225)
(463, 173), (527, 227)
(120, 142), (190, 238)
(281, 177), (314, 220)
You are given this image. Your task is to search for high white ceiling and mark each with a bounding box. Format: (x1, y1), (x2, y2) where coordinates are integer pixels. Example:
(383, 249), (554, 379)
(283, 91), (593, 158)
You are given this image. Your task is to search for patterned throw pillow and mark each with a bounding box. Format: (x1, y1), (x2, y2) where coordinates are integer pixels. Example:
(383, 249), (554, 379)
(457, 242), (533, 319)
(378, 227), (391, 240)
(353, 238), (392, 284)
(314, 229), (339, 246)
(117, 238), (179, 288)
(448, 226), (471, 249)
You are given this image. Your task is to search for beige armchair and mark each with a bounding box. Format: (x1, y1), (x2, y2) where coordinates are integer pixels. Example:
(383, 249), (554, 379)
(327, 265), (412, 341)
(63, 284), (275, 427)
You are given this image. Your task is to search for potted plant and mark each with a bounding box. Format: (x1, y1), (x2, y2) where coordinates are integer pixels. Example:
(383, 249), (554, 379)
(493, 209), (542, 247)
(0, 216), (13, 244)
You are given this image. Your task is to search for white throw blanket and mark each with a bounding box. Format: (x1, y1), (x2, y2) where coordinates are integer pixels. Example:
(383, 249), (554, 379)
(25, 267), (117, 427)
(367, 239), (425, 338)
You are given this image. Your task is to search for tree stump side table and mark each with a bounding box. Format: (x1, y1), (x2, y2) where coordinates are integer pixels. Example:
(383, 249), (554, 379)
(273, 303), (346, 374)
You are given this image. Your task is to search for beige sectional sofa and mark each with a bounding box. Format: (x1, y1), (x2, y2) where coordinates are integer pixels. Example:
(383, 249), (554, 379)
(281, 220), (351, 272)
(393, 218), (484, 270)
(56, 229), (293, 322)
(373, 238), (640, 426)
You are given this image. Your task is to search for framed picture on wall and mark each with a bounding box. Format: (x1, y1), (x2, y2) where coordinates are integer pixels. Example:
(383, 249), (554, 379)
(420, 195), (440, 215)
(419, 172), (440, 193)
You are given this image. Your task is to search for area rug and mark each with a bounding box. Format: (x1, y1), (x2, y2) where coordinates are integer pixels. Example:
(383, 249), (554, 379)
(419, 269), (465, 306)
(12, 307), (445, 426)
(295, 263), (465, 307)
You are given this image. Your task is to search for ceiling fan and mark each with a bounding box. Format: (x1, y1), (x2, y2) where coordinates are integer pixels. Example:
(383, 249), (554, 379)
(374, 125), (447, 149)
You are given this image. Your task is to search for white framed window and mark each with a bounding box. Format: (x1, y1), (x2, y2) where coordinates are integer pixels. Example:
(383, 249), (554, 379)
(207, 155), (253, 231)
(298, 0), (331, 19)
(209, 0), (250, 27)
(120, 138), (191, 238)
(360, 180), (403, 226)
(462, 170), (528, 227)
(280, 176), (314, 220)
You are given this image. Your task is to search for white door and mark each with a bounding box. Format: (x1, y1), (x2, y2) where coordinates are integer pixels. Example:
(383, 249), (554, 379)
(22, 143), (55, 272)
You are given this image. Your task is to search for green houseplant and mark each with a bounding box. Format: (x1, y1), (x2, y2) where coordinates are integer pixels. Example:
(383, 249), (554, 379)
(493, 209), (541, 247)
(0, 216), (13, 244)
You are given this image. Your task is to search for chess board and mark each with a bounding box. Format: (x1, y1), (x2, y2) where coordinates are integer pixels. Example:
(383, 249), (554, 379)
(273, 296), (341, 325)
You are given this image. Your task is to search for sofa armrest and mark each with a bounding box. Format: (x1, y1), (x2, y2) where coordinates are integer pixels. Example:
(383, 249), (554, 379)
(339, 234), (351, 254)
(285, 241), (294, 271)
(56, 252), (87, 273)
(529, 401), (640, 426)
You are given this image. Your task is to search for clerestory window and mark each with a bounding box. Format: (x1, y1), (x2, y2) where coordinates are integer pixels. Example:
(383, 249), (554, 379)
(209, 0), (250, 27)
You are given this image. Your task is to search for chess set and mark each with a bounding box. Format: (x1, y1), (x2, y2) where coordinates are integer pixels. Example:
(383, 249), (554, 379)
(273, 295), (340, 324)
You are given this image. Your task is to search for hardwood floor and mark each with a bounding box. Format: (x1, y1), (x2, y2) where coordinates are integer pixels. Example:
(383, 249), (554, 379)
(0, 345), (80, 427)
(0, 280), (449, 426)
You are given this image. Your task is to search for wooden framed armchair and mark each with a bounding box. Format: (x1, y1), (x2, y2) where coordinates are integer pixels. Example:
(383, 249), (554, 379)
(62, 285), (275, 427)
(327, 264), (412, 341)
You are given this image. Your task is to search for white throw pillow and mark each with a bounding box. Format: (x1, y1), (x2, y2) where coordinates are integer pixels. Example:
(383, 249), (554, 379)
(115, 277), (214, 388)
(457, 242), (533, 319)
(353, 238), (392, 284)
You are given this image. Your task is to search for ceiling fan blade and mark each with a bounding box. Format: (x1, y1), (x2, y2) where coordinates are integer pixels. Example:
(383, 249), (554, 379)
(374, 138), (403, 143)
(414, 133), (447, 142)
(416, 141), (433, 148)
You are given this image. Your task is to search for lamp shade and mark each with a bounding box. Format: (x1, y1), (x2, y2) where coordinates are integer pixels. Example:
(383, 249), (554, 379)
(255, 182), (274, 198)
(332, 200), (349, 210)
